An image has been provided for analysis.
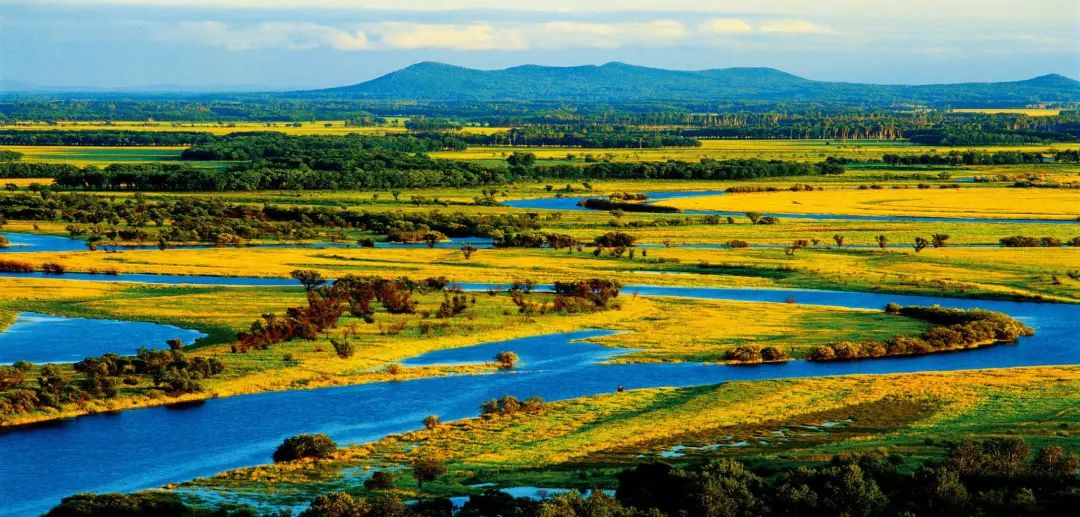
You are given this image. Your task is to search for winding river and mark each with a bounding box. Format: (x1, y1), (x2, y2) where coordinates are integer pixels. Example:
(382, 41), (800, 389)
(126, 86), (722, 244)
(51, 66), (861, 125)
(1, 279), (1077, 516)
(0, 233), (494, 254)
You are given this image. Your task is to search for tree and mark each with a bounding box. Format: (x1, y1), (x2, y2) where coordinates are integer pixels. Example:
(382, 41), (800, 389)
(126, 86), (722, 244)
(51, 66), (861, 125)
(423, 415), (441, 430)
(412, 453), (448, 488)
(460, 242), (477, 260)
(914, 237), (930, 253)
(833, 234), (845, 247)
(506, 151), (536, 167)
(1032, 445), (1078, 481)
(876, 234), (889, 249)
(273, 433), (338, 463)
(494, 351), (519, 369)
(932, 233), (950, 248)
(746, 212), (762, 224)
(291, 269), (326, 291)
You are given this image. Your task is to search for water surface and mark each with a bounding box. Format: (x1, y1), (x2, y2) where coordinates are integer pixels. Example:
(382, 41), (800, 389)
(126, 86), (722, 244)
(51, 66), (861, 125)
(0, 312), (206, 364)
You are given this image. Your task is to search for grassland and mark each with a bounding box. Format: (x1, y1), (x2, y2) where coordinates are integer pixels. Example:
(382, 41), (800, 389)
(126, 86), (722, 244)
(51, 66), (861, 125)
(177, 365), (1080, 509)
(431, 139), (1080, 164)
(660, 187), (1080, 220)
(0, 145), (233, 169)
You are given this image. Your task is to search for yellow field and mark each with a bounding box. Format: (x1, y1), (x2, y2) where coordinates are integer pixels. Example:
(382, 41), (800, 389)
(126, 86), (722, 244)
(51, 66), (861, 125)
(0, 177), (52, 187)
(432, 139), (1080, 163)
(660, 187), (1080, 220)
(951, 108), (1062, 116)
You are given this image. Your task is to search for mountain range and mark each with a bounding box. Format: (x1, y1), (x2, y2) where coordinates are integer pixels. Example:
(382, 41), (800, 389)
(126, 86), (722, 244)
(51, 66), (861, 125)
(305, 62), (1080, 105)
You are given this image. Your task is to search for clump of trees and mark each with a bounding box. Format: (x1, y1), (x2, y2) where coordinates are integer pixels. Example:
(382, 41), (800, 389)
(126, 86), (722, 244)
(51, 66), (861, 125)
(0, 344), (224, 420)
(235, 274), (447, 352)
(1000, 235), (1076, 247)
(272, 433), (338, 463)
(480, 395), (545, 418)
(807, 305), (1033, 361)
(724, 345), (789, 364)
(551, 279), (622, 313)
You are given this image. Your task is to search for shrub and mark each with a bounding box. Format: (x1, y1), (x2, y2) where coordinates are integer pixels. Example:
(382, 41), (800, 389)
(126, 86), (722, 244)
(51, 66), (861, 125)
(364, 470), (397, 491)
(40, 262), (66, 275)
(727, 240), (750, 248)
(760, 346), (789, 362)
(595, 231), (637, 247)
(0, 259), (34, 273)
(330, 338), (354, 359)
(423, 415), (441, 430)
(45, 493), (189, 517)
(272, 433), (337, 463)
(725, 345), (761, 363)
(494, 351), (519, 369)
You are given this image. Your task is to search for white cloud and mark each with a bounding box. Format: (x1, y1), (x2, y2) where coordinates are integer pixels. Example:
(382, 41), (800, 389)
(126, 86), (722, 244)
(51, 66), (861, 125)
(699, 18), (752, 34)
(759, 20), (841, 35)
(535, 20), (685, 48)
(176, 20), (691, 52)
(177, 21), (369, 51)
(371, 22), (521, 51)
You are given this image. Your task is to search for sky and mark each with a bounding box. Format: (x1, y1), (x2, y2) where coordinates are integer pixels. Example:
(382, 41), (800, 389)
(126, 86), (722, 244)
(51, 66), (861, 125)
(0, 0), (1077, 90)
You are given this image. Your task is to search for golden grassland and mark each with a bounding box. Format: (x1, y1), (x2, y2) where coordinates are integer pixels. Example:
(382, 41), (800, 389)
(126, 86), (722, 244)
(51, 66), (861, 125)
(432, 139), (1080, 164)
(951, 108), (1062, 116)
(659, 187), (1080, 220)
(8, 242), (1079, 302)
(0, 275), (929, 426)
(179, 366), (1080, 507)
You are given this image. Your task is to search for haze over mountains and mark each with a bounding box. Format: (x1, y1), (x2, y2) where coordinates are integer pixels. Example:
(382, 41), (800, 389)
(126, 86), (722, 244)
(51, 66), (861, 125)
(306, 62), (1080, 105)
(4, 62), (1079, 106)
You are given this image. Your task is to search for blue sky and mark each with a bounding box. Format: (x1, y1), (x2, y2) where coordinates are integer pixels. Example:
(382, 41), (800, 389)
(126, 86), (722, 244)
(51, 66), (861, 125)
(1, 0), (1077, 90)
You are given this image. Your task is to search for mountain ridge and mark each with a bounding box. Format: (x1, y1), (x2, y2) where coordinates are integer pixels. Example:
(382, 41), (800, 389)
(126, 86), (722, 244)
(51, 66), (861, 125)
(304, 62), (1080, 105)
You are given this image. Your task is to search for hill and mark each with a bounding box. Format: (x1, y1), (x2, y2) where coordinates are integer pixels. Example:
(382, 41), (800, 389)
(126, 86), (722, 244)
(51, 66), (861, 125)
(305, 62), (1080, 105)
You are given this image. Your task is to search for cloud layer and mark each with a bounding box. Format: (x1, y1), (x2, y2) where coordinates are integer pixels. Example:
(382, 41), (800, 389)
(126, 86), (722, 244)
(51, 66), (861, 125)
(174, 17), (846, 52)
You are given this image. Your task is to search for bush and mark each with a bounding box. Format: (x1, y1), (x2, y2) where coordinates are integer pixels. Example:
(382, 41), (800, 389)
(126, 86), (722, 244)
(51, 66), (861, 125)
(330, 338), (354, 359)
(45, 493), (189, 517)
(0, 259), (34, 273)
(40, 262), (66, 275)
(272, 433), (337, 463)
(595, 231), (637, 247)
(364, 470), (397, 491)
(725, 345), (761, 363)
(760, 346), (789, 362)
(727, 240), (750, 248)
(494, 351), (519, 369)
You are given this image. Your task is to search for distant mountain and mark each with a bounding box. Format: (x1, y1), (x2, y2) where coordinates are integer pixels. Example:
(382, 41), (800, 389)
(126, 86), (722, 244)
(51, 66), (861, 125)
(304, 62), (1080, 105)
